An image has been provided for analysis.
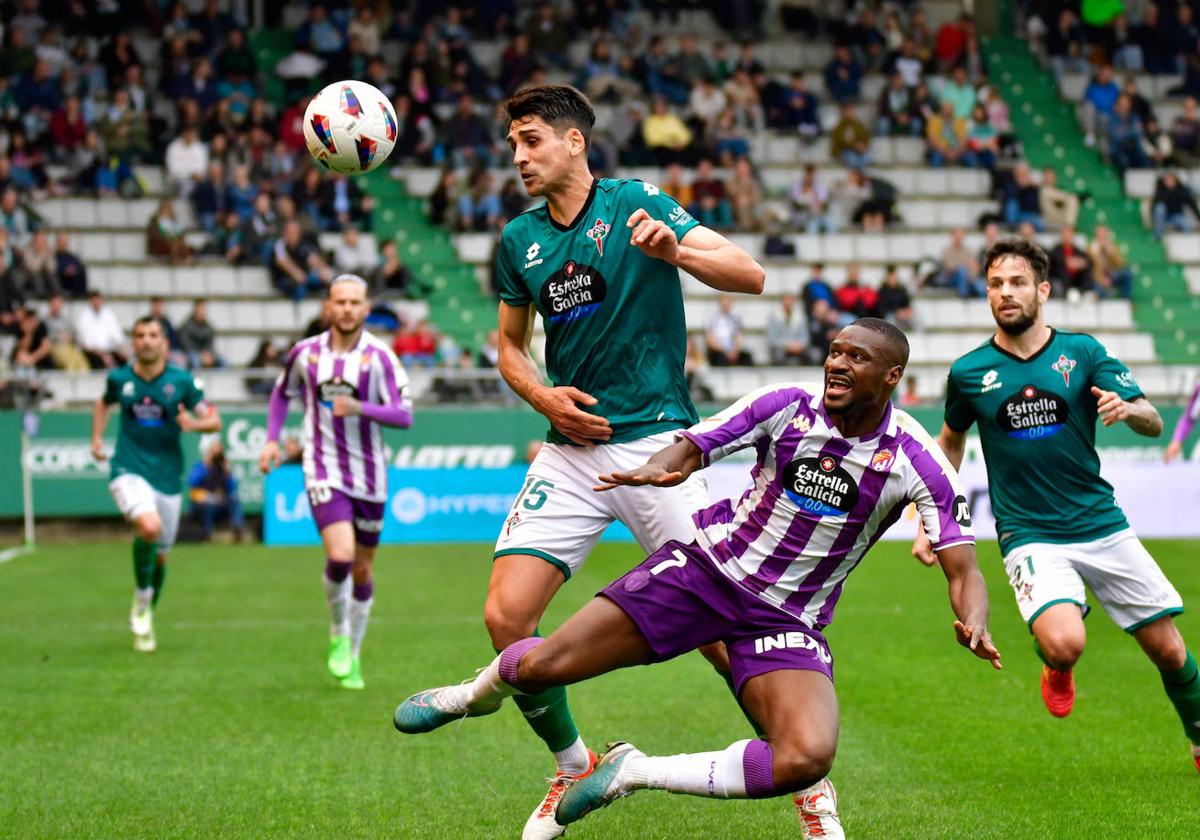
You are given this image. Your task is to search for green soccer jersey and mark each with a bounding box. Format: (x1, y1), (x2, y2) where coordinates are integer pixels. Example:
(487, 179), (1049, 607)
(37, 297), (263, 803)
(944, 329), (1145, 554)
(103, 364), (207, 495)
(495, 177), (702, 445)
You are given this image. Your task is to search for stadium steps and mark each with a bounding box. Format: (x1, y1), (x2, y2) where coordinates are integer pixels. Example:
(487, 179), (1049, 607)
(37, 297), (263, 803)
(363, 171), (495, 349)
(986, 36), (1200, 363)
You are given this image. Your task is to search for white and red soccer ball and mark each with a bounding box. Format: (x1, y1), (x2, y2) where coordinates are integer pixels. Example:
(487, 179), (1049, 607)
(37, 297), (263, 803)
(303, 80), (397, 175)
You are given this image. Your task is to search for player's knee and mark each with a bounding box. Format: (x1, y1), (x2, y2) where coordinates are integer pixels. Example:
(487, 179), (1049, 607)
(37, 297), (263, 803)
(483, 598), (538, 648)
(1145, 630), (1188, 670)
(1039, 629), (1085, 670)
(698, 642), (732, 677)
(136, 517), (162, 543)
(515, 643), (567, 689)
(771, 744), (835, 793)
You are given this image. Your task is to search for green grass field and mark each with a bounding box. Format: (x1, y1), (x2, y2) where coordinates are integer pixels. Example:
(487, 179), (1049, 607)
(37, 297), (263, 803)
(1, 539), (1197, 839)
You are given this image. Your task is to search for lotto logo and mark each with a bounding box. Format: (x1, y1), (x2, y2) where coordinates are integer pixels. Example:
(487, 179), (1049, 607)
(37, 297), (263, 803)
(526, 242), (540, 261)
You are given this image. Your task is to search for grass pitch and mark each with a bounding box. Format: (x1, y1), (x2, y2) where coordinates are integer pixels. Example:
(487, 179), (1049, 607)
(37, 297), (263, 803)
(1, 539), (1196, 839)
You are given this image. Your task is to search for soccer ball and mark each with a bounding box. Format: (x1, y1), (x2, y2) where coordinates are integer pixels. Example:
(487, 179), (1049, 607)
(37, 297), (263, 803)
(302, 80), (397, 175)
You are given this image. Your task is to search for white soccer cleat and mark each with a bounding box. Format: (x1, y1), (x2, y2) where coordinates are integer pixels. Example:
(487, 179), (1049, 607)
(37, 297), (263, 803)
(133, 629), (157, 653)
(792, 778), (844, 839)
(521, 750), (597, 840)
(130, 598), (155, 652)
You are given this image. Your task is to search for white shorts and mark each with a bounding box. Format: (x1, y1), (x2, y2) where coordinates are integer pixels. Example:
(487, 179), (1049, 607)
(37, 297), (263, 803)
(1003, 528), (1184, 633)
(109, 474), (183, 553)
(494, 431), (709, 578)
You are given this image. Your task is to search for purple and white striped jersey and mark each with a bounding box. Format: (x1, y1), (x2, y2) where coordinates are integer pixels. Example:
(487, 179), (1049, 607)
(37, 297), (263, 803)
(1171, 380), (1200, 446)
(680, 382), (973, 630)
(277, 330), (411, 503)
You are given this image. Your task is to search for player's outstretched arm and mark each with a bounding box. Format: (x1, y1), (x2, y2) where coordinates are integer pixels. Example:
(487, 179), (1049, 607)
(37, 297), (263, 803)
(259, 380), (290, 473)
(934, 543), (1002, 670)
(177, 402), (221, 433)
(496, 301), (611, 447)
(90, 397), (115, 461)
(1091, 387), (1163, 437)
(594, 437), (703, 492)
(626, 209), (764, 294)
(913, 423), (968, 566)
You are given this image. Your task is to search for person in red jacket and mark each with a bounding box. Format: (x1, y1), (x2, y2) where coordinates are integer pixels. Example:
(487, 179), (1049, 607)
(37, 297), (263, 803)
(834, 262), (879, 317)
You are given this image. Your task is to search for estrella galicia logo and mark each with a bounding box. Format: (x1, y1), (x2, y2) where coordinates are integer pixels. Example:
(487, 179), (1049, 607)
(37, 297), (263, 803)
(132, 396), (165, 428)
(997, 385), (1068, 440)
(782, 456), (860, 517)
(318, 377), (359, 408)
(540, 260), (607, 325)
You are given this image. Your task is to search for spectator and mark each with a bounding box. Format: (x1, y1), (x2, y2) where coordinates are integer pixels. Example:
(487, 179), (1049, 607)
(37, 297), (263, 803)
(48, 94), (87, 158)
(146, 199), (193, 265)
(877, 73), (918, 136)
(43, 294), (87, 372)
(660, 163), (694, 210)
(1083, 64), (1120, 147)
(165, 127), (210, 199)
(272, 219), (331, 300)
(187, 440), (244, 542)
(899, 377), (922, 407)
(14, 228), (57, 299)
(726, 157), (763, 232)
(1087, 224), (1134, 299)
(227, 163), (257, 223)
(372, 240), (416, 298)
(708, 107), (751, 165)
(1134, 5), (1172, 75)
(332, 227), (377, 276)
(781, 72), (820, 141)
(934, 227), (985, 297)
(827, 168), (872, 231)
(766, 293), (809, 365)
(99, 87), (151, 166)
(933, 13), (972, 71)
(830, 102), (871, 169)
(688, 75), (727, 133)
(75, 289), (126, 368)
(428, 168), (458, 229)
(245, 339), (283, 397)
(191, 160), (228, 234)
(705, 294), (753, 366)
(1152, 171), (1200, 237)
(824, 46), (861, 104)
(966, 104), (999, 170)
(303, 298), (333, 338)
(1107, 94), (1150, 174)
(11, 305), (52, 371)
(0, 187), (33, 248)
(789, 164), (831, 233)
(926, 100), (972, 167)
(1171, 4), (1200, 76)
(148, 295), (184, 366)
(393, 319), (439, 368)
(835, 263), (878, 317)
(242, 194), (277, 265)
(939, 65), (977, 120)
(801, 263), (838, 319)
(1142, 116), (1173, 167)
(642, 97), (693, 166)
(457, 170), (502, 233)
(690, 158), (732, 229)
(1002, 162), (1044, 230)
(1039, 167), (1080, 229)
(443, 95), (494, 168)
(1170, 97), (1200, 167)
(876, 265), (914, 329)
(1049, 225), (1095, 298)
(178, 299), (222, 369)
(53, 232), (86, 297)
(723, 69), (764, 131)
(1045, 9), (1089, 79)
(807, 298), (841, 359)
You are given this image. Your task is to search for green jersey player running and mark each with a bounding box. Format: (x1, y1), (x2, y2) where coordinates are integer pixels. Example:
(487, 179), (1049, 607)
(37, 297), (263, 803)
(444, 84), (847, 840)
(913, 238), (1200, 771)
(91, 315), (222, 652)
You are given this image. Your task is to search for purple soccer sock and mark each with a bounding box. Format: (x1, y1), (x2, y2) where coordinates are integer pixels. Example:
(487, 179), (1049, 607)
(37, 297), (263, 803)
(497, 637), (545, 693)
(324, 558), (352, 582)
(742, 739), (778, 798)
(352, 579), (374, 601)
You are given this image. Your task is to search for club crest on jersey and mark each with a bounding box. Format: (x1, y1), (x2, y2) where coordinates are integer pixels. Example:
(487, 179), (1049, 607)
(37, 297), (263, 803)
(1051, 354), (1076, 387)
(870, 448), (895, 471)
(122, 381), (135, 396)
(584, 218), (610, 257)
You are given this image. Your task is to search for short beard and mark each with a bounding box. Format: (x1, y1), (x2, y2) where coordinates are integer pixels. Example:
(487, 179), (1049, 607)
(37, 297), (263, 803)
(333, 321), (363, 338)
(997, 310), (1036, 336)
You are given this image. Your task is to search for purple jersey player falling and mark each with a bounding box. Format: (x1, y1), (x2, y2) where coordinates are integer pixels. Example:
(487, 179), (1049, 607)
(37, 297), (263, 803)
(274, 330), (411, 503)
(679, 382), (974, 629)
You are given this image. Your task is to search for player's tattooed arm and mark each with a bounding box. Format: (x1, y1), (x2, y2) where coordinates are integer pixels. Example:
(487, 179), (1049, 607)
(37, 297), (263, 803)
(177, 402), (222, 433)
(1092, 387), (1163, 436)
(593, 437), (703, 492)
(497, 301), (611, 447)
(935, 543), (1002, 670)
(626, 210), (765, 294)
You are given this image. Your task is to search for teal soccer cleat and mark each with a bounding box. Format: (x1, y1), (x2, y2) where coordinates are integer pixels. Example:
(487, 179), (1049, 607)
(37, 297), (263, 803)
(393, 684), (503, 734)
(554, 742), (643, 825)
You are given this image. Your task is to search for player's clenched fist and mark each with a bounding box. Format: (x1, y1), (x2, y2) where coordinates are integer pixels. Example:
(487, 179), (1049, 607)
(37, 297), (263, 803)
(626, 208), (679, 264)
(258, 440), (280, 474)
(1091, 386), (1130, 426)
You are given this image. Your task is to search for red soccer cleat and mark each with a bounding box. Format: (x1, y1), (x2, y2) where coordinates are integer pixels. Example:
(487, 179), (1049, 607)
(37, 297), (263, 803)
(1041, 665), (1075, 718)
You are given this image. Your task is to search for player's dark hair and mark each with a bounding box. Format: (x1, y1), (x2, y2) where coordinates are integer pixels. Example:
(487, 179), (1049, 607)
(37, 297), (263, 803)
(982, 237), (1051, 283)
(133, 315), (160, 331)
(851, 317), (910, 369)
(502, 85), (595, 149)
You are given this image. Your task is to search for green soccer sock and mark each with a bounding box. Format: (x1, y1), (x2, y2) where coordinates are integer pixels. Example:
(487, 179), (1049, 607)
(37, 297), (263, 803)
(132, 538), (157, 591)
(497, 629), (580, 754)
(1160, 651), (1200, 745)
(151, 559), (166, 606)
(719, 670), (765, 737)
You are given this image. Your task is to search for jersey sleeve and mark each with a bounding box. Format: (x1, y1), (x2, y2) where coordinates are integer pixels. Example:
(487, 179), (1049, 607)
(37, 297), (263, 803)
(897, 413), (975, 550)
(1086, 336), (1144, 401)
(495, 232), (531, 307)
(943, 366), (975, 433)
(277, 342), (307, 400)
(102, 370), (121, 404)
(375, 344), (413, 413)
(184, 372), (208, 411)
(626, 180), (701, 240)
(679, 383), (813, 466)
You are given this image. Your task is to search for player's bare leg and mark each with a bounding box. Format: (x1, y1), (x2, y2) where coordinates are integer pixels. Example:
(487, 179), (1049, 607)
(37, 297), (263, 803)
(320, 521), (357, 681)
(1132, 616), (1200, 770)
(1031, 603), (1086, 717)
(555, 668), (841, 836)
(130, 511), (162, 653)
(339, 543), (377, 690)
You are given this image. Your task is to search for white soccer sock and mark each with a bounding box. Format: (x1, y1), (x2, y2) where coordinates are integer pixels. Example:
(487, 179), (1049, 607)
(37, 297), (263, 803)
(349, 596), (373, 657)
(623, 739), (753, 798)
(553, 736), (591, 776)
(323, 574), (351, 637)
(134, 586), (154, 610)
(469, 653), (520, 704)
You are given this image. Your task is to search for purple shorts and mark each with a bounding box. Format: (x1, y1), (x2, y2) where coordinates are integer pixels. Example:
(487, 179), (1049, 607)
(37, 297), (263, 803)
(310, 487), (385, 548)
(601, 540), (834, 696)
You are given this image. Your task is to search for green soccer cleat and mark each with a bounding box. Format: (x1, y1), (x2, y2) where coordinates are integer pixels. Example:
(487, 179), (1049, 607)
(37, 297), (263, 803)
(392, 684), (503, 734)
(340, 656), (364, 690)
(327, 635), (353, 679)
(555, 741), (643, 826)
